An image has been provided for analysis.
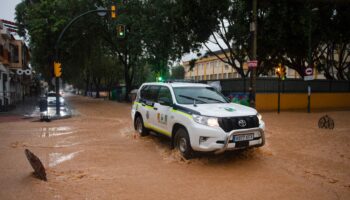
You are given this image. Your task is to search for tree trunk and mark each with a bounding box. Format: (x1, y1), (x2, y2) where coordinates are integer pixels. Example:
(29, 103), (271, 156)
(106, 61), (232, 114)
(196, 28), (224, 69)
(94, 78), (101, 98)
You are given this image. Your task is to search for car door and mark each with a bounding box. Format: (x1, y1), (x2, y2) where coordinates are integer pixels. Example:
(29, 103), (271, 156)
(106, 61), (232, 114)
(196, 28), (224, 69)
(152, 86), (174, 137)
(140, 85), (160, 128)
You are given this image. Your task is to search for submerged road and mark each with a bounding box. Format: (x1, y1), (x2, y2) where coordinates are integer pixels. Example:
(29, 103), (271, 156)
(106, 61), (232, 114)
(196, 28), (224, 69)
(0, 95), (349, 199)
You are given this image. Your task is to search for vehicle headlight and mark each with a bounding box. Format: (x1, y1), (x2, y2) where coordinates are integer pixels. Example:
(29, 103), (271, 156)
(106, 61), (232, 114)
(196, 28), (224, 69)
(192, 114), (219, 127)
(257, 113), (263, 123)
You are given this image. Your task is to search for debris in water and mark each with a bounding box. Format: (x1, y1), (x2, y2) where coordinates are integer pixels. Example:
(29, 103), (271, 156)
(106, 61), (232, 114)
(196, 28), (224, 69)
(24, 149), (47, 181)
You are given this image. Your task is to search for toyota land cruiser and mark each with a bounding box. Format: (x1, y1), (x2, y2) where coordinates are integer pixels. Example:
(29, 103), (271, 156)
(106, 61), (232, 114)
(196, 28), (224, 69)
(131, 82), (265, 159)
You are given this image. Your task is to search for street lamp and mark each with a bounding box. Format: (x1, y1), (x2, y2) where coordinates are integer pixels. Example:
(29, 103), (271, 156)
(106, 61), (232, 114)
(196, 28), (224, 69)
(306, 6), (319, 113)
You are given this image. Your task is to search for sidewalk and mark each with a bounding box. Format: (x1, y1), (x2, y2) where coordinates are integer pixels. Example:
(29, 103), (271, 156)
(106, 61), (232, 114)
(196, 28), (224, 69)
(0, 96), (39, 122)
(0, 95), (73, 121)
(0, 96), (38, 116)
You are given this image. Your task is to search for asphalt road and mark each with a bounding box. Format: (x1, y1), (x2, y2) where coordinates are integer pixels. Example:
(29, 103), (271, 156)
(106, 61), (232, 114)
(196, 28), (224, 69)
(0, 95), (349, 200)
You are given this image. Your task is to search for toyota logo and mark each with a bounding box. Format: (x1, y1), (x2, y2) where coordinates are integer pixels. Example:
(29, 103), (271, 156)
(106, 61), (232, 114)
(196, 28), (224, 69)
(238, 119), (247, 127)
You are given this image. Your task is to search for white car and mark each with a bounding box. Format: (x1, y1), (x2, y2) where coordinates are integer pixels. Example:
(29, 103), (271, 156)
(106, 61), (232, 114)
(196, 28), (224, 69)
(131, 82), (265, 159)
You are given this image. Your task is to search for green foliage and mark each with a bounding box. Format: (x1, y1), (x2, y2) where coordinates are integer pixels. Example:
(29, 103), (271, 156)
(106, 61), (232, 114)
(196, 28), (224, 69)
(170, 65), (185, 79)
(15, 0), (350, 97)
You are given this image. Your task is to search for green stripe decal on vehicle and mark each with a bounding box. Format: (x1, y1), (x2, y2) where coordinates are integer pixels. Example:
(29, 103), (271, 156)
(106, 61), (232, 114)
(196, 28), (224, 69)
(144, 122), (171, 137)
(171, 109), (193, 119)
(134, 101), (142, 106)
(134, 101), (153, 110)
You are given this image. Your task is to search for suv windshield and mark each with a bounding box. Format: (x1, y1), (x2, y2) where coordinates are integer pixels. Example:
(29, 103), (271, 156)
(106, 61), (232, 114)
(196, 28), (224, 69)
(173, 87), (228, 104)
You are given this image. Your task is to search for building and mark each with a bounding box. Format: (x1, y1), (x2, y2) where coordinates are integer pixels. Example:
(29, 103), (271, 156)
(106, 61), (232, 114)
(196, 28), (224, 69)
(182, 50), (325, 81)
(0, 20), (31, 111)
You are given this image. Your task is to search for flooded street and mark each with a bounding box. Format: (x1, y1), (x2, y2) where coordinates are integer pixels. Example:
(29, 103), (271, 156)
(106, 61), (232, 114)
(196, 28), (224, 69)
(0, 95), (349, 200)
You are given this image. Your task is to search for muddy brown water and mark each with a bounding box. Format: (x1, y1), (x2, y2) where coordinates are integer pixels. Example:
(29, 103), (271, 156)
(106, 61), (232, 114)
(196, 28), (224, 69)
(0, 95), (349, 199)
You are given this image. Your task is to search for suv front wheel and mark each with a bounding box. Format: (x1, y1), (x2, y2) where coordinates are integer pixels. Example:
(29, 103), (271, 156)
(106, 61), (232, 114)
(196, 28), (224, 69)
(135, 115), (149, 136)
(175, 127), (193, 159)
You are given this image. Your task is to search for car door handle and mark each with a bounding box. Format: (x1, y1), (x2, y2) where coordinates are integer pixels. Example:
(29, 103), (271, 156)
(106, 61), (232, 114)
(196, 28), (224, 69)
(153, 107), (158, 110)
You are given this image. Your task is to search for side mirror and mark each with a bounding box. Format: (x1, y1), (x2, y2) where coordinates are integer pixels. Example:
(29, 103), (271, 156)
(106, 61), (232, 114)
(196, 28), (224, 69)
(158, 97), (172, 106)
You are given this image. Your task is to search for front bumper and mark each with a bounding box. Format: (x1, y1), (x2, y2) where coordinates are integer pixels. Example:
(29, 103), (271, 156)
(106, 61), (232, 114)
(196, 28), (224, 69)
(214, 127), (265, 154)
(189, 122), (265, 153)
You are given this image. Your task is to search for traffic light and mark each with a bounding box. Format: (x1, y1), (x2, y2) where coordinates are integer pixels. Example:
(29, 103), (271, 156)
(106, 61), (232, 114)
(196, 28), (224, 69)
(275, 64), (281, 77)
(111, 5), (116, 19)
(117, 24), (126, 38)
(157, 76), (163, 82)
(275, 63), (286, 80)
(54, 62), (62, 77)
(281, 66), (286, 80)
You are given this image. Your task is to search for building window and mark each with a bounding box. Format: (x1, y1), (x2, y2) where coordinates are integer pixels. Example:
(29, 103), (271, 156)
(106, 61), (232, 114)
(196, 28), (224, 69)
(199, 64), (203, 70)
(0, 44), (3, 58)
(228, 73), (233, 78)
(10, 44), (19, 63)
(225, 64), (229, 70)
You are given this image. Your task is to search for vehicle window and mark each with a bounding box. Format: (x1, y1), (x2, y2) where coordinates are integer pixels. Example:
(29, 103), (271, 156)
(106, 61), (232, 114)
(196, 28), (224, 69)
(157, 86), (173, 104)
(142, 85), (160, 102)
(140, 86), (149, 100)
(173, 87), (229, 104)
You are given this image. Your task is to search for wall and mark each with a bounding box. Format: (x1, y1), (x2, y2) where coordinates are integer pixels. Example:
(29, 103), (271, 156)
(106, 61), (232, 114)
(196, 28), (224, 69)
(256, 93), (350, 111)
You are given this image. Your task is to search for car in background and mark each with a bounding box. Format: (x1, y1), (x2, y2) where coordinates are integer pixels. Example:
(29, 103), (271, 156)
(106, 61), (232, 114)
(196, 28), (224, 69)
(40, 93), (70, 120)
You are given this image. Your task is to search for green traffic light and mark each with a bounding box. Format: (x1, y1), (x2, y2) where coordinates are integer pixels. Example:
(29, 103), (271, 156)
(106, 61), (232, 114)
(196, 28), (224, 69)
(158, 77), (163, 81)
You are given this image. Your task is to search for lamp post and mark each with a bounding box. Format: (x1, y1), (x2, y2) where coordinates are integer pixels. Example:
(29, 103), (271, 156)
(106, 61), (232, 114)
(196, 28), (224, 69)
(306, 6), (319, 113)
(249, 0), (257, 108)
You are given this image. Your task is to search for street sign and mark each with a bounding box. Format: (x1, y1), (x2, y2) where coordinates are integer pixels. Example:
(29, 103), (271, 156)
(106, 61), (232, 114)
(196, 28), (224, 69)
(304, 76), (314, 81)
(304, 67), (314, 81)
(248, 60), (258, 68)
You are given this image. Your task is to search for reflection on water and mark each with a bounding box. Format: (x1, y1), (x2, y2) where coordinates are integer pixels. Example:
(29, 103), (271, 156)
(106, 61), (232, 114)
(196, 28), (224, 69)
(40, 126), (76, 138)
(49, 150), (83, 167)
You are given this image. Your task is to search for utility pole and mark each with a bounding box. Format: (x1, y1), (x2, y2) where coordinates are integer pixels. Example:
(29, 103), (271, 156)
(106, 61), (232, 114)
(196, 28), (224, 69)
(249, 0), (257, 108)
(53, 7), (110, 116)
(306, 4), (319, 113)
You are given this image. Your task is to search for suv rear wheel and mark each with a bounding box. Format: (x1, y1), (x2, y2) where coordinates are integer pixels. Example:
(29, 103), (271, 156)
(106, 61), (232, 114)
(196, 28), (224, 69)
(175, 127), (193, 159)
(135, 115), (149, 136)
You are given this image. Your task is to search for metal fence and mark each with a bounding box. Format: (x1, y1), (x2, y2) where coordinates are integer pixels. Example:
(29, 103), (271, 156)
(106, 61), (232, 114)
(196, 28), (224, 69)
(200, 78), (350, 94)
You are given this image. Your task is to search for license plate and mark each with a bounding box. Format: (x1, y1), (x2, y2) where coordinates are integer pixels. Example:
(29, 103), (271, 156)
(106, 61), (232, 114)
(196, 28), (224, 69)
(233, 134), (254, 142)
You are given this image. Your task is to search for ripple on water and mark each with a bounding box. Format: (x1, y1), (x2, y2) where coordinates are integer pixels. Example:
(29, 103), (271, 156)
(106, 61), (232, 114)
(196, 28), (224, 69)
(49, 150), (83, 167)
(40, 126), (77, 138)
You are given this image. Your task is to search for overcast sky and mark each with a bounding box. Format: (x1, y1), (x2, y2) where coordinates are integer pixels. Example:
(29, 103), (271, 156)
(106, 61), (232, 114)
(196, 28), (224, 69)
(0, 0), (22, 21)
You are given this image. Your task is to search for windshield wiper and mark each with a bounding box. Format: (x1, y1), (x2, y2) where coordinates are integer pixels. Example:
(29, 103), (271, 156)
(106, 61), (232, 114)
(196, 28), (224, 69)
(179, 95), (206, 103)
(197, 96), (226, 103)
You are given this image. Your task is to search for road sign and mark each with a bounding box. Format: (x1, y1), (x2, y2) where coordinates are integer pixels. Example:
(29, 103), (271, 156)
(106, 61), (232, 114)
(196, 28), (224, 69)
(305, 67), (313, 75)
(304, 67), (314, 81)
(248, 60), (258, 68)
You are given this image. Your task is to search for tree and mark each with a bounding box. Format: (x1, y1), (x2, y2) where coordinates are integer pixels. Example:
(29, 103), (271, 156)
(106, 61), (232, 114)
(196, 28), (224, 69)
(170, 65), (185, 79)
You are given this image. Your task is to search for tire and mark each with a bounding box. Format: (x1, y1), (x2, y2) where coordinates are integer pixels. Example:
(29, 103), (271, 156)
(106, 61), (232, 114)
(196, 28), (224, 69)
(175, 127), (193, 159)
(134, 115), (149, 136)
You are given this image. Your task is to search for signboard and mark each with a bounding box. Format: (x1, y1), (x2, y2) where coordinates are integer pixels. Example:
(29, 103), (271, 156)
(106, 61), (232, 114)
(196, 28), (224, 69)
(248, 60), (258, 68)
(304, 67), (314, 81)
(16, 69), (32, 76)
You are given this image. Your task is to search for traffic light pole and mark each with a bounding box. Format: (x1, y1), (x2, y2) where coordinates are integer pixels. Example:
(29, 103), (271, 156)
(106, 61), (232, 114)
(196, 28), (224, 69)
(278, 76), (281, 114)
(249, 0), (257, 108)
(53, 8), (109, 116)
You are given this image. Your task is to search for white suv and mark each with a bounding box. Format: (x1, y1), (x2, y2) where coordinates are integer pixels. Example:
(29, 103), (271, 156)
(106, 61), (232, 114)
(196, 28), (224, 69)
(131, 82), (265, 159)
